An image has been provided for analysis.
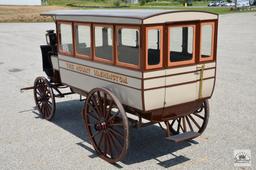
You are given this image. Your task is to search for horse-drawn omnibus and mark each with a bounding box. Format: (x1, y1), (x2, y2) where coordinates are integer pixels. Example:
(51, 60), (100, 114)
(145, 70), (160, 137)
(22, 9), (218, 163)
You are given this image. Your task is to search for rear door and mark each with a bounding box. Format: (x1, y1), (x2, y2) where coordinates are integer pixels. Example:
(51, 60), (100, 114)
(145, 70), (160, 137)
(197, 21), (217, 99)
(164, 22), (199, 107)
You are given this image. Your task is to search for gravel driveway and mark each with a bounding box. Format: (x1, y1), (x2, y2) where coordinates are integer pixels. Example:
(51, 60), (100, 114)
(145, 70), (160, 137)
(0, 12), (255, 169)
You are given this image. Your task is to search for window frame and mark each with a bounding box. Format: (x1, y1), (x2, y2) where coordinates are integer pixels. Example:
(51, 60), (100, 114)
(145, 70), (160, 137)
(74, 22), (92, 60)
(145, 25), (163, 70)
(93, 24), (114, 64)
(115, 25), (141, 69)
(167, 23), (196, 67)
(199, 21), (215, 62)
(57, 21), (74, 56)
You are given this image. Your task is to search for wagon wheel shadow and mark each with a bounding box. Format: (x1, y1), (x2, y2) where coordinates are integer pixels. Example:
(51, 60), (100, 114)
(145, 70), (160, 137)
(32, 99), (197, 168)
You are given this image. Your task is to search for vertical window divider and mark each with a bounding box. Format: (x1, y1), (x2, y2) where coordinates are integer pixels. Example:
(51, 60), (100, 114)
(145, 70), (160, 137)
(141, 25), (146, 71)
(163, 24), (168, 68)
(113, 25), (117, 65)
(91, 23), (95, 61)
(196, 22), (201, 64)
(72, 22), (76, 57)
(199, 21), (216, 62)
(145, 25), (163, 70)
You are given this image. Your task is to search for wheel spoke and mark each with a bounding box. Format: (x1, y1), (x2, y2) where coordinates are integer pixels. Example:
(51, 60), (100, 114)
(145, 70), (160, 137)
(103, 133), (108, 156)
(109, 127), (123, 138)
(111, 123), (123, 126)
(188, 115), (200, 129)
(108, 130), (123, 150)
(97, 133), (104, 151)
(88, 112), (99, 121)
(192, 112), (205, 120)
(105, 133), (111, 156)
(106, 133), (114, 158)
(88, 103), (100, 120)
(108, 111), (120, 122)
(92, 131), (100, 139)
(169, 119), (176, 129)
(177, 118), (181, 133)
(105, 100), (113, 119)
(182, 117), (187, 132)
(186, 116), (194, 131)
(44, 104), (50, 118)
(41, 104), (46, 117)
(103, 93), (107, 118)
(90, 96), (101, 118)
(96, 91), (103, 113)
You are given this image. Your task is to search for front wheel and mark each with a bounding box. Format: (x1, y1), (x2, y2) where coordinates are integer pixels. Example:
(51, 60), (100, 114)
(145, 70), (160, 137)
(33, 76), (56, 120)
(82, 88), (129, 163)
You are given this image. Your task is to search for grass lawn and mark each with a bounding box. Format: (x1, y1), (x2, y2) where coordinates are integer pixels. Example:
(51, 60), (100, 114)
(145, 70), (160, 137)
(46, 0), (252, 15)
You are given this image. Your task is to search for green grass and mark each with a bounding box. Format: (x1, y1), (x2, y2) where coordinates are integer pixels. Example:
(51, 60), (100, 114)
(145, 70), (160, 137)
(48, 0), (126, 7)
(47, 0), (256, 14)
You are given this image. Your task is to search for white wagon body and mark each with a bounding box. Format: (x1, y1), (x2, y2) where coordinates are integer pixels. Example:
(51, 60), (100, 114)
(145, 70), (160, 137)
(27, 9), (219, 162)
(43, 9), (218, 115)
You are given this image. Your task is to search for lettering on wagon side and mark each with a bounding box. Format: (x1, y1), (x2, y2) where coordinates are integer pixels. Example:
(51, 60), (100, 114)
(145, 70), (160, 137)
(65, 62), (128, 85)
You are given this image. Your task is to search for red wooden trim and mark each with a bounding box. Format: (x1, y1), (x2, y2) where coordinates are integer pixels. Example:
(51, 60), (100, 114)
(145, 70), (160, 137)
(73, 22), (92, 60)
(199, 22), (215, 62)
(167, 23), (196, 67)
(145, 25), (163, 70)
(57, 21), (74, 56)
(144, 67), (216, 80)
(93, 24), (114, 64)
(115, 25), (141, 69)
(144, 76), (215, 91)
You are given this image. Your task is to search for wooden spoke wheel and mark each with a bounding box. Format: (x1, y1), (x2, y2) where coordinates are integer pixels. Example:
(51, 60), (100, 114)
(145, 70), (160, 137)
(168, 100), (209, 136)
(33, 76), (55, 120)
(82, 88), (129, 163)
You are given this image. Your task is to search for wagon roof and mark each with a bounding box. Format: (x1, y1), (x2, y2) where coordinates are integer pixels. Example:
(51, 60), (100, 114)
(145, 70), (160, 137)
(41, 9), (218, 24)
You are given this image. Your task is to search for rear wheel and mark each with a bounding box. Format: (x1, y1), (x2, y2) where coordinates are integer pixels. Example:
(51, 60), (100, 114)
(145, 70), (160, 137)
(82, 88), (129, 163)
(33, 76), (55, 120)
(169, 100), (209, 136)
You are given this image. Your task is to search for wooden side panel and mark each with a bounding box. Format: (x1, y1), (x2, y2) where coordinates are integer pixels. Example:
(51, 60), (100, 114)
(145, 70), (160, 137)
(58, 55), (143, 110)
(143, 62), (216, 111)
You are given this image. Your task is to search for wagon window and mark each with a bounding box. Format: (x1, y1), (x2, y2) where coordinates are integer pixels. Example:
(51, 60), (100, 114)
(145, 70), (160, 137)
(200, 22), (214, 61)
(168, 25), (195, 66)
(94, 26), (113, 62)
(117, 27), (140, 67)
(74, 24), (91, 58)
(146, 27), (163, 69)
(59, 23), (73, 54)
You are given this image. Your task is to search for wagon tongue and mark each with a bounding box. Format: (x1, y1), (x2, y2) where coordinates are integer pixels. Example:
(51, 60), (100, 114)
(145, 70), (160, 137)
(166, 132), (200, 143)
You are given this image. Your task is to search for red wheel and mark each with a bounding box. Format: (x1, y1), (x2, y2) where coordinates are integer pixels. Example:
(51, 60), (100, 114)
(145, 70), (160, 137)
(82, 88), (129, 163)
(33, 76), (55, 120)
(168, 100), (209, 136)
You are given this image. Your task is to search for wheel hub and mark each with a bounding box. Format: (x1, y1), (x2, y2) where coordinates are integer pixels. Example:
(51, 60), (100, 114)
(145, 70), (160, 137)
(95, 122), (108, 131)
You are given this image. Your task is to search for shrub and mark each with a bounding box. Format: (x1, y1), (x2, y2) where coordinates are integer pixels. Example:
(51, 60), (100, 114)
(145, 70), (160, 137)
(113, 0), (121, 7)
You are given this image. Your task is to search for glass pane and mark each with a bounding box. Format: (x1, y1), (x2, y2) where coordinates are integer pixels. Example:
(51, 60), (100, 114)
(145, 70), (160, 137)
(60, 23), (73, 53)
(169, 26), (194, 62)
(147, 29), (160, 65)
(75, 25), (91, 57)
(95, 26), (113, 61)
(117, 28), (139, 65)
(201, 24), (213, 58)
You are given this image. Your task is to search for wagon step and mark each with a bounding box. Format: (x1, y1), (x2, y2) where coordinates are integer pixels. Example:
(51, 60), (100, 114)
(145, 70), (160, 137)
(166, 132), (200, 143)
